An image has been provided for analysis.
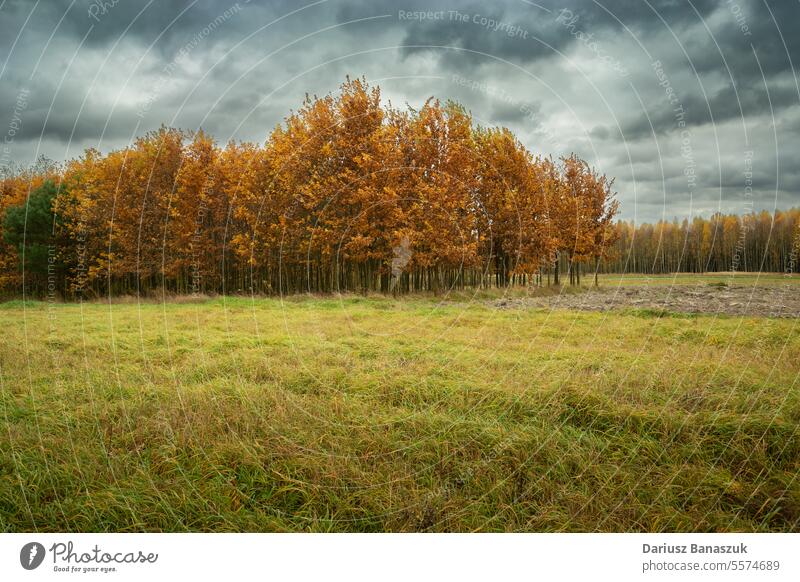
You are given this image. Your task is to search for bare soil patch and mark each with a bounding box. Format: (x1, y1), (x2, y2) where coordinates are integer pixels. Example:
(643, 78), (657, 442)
(492, 284), (800, 317)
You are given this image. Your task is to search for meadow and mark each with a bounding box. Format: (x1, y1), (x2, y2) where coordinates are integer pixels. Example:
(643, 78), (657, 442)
(1, 276), (798, 532)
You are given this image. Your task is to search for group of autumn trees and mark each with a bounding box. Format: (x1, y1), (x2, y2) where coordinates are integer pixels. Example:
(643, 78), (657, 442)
(0, 77), (620, 297)
(605, 209), (800, 275)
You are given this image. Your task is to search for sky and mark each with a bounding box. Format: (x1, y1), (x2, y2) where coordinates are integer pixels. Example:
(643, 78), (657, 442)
(1, 0), (798, 222)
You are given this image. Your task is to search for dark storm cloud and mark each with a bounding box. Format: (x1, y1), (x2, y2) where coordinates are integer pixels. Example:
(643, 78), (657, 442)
(597, 0), (800, 141)
(386, 0), (721, 68)
(611, 80), (800, 142)
(4, 0), (288, 59)
(561, 0), (720, 30)
(397, 3), (568, 67)
(1, 0), (799, 220)
(689, 0), (800, 82)
(489, 100), (541, 126)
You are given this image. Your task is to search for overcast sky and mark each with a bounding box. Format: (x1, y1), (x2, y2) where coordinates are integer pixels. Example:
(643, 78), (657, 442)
(1, 0), (798, 221)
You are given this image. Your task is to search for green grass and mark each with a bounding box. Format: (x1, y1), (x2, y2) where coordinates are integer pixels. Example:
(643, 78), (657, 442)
(0, 287), (798, 532)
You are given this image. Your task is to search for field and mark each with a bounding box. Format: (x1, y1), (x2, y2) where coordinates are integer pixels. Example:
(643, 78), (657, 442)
(1, 275), (799, 532)
(497, 273), (800, 317)
(596, 272), (800, 286)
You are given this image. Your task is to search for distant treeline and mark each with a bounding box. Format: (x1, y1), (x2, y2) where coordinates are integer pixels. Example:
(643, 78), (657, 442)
(0, 77), (620, 298)
(603, 210), (800, 276)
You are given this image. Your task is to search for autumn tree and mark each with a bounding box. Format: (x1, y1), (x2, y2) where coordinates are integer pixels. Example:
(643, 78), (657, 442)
(475, 127), (552, 286)
(550, 154), (619, 285)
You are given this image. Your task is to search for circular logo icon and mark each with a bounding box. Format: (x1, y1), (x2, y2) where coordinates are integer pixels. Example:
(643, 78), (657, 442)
(20, 542), (46, 570)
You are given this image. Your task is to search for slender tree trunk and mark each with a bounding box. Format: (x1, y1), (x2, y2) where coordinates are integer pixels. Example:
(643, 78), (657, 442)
(553, 252), (560, 285)
(594, 256), (599, 287)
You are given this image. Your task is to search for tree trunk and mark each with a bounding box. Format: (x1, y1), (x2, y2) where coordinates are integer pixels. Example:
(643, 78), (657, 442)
(553, 253), (560, 285)
(594, 256), (599, 287)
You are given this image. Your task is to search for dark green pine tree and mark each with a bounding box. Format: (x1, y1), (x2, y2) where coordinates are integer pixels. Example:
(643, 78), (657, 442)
(2, 180), (65, 294)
